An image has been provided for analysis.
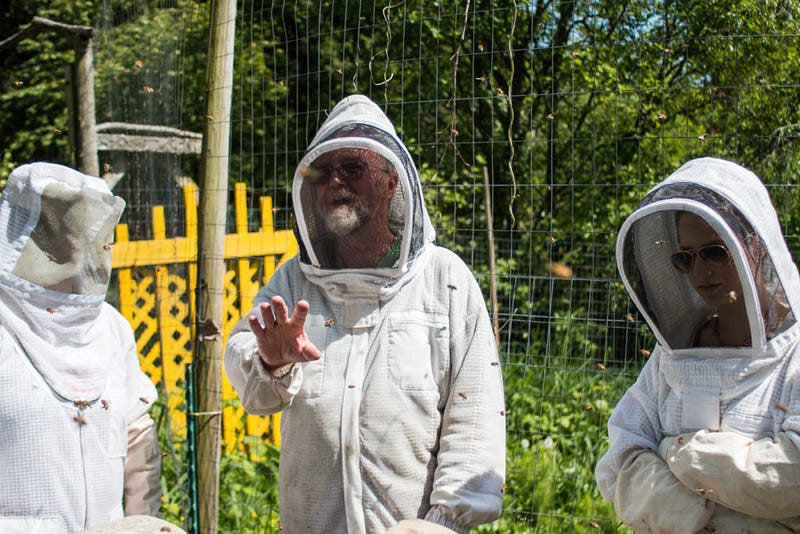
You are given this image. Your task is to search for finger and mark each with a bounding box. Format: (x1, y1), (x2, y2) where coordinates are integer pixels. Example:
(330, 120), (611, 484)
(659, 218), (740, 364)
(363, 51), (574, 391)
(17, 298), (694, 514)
(302, 342), (322, 361)
(248, 315), (264, 334)
(258, 302), (275, 329)
(271, 295), (290, 325)
(291, 299), (311, 327)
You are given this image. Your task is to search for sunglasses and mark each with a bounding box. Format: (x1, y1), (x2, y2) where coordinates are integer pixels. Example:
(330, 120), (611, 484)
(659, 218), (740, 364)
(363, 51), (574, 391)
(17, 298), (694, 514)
(304, 161), (374, 185)
(670, 244), (731, 273)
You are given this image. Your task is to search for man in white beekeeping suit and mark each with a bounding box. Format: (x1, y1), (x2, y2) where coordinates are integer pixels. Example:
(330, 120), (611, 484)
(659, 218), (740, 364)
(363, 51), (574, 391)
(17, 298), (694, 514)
(225, 94), (506, 533)
(595, 157), (800, 532)
(0, 162), (163, 532)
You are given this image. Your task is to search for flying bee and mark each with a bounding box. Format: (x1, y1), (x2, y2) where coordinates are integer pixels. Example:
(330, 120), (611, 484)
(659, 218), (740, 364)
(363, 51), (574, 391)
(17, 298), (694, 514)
(625, 314), (635, 322)
(447, 284), (458, 291)
(490, 361), (500, 367)
(727, 291), (738, 304)
(102, 399), (110, 410)
(324, 319), (335, 327)
(654, 239), (666, 245)
(641, 349), (651, 357)
(74, 414), (87, 426)
(47, 308), (57, 314)
(139, 397), (150, 404)
(776, 402), (789, 413)
(458, 392), (468, 400)
(596, 363), (606, 371)
(74, 399), (90, 408)
(500, 483), (507, 493)
(46, 252), (57, 262)
(103, 243), (113, 251)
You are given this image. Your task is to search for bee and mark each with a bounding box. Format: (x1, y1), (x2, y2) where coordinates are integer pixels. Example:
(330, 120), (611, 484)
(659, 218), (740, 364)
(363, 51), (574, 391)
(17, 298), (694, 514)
(499, 410), (506, 416)
(74, 399), (90, 408)
(641, 349), (651, 357)
(776, 402), (789, 413)
(585, 404), (594, 412)
(450, 128), (459, 137)
(458, 392), (468, 400)
(47, 308), (57, 314)
(478, 43), (484, 52)
(546, 236), (557, 244)
(589, 521), (600, 529)
(698, 133), (709, 141)
(657, 113), (668, 121)
(475, 75), (487, 83)
(160, 527), (172, 532)
(347, 384), (356, 389)
(46, 252), (57, 262)
(74, 414), (87, 426)
(102, 400), (110, 410)
(546, 113), (555, 121)
(624, 314), (635, 322)
(103, 243), (113, 251)
(447, 284), (457, 291)
(103, 162), (112, 173)
(143, 85), (154, 93)
(53, 128), (62, 135)
(500, 483), (507, 493)
(727, 291), (738, 304)
(571, 50), (579, 58)
(490, 361), (500, 367)
(546, 262), (573, 279)
(654, 239), (666, 245)
(596, 363), (606, 371)
(324, 319), (335, 327)
(14, 80), (24, 86)
(139, 397), (150, 404)
(134, 59), (144, 68)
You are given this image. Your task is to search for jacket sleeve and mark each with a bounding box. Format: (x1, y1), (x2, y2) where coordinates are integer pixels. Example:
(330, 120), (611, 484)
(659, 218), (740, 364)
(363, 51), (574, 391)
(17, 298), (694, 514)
(424, 257), (506, 532)
(595, 347), (714, 532)
(661, 430), (800, 519)
(124, 413), (163, 517)
(614, 449), (715, 533)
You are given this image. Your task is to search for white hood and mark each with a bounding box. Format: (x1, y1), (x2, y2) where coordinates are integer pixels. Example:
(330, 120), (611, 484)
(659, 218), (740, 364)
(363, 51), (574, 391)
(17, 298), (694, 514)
(617, 157), (799, 353)
(291, 95), (436, 301)
(0, 162), (126, 401)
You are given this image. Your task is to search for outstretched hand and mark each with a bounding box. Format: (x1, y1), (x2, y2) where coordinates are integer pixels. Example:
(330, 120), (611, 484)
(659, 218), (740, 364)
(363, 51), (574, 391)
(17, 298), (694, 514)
(248, 295), (322, 370)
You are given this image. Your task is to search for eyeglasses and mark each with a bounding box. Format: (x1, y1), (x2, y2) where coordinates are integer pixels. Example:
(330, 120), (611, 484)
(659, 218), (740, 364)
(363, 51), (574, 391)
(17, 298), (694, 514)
(304, 161), (374, 185)
(670, 244), (731, 273)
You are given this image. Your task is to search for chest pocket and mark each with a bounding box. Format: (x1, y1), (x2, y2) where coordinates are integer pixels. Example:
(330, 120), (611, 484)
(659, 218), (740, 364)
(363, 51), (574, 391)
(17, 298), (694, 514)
(297, 325), (329, 399)
(387, 313), (449, 391)
(103, 387), (128, 458)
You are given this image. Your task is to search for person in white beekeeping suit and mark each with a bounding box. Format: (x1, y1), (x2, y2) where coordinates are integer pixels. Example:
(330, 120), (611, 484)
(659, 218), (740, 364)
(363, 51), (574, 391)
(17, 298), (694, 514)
(595, 157), (800, 532)
(0, 162), (163, 533)
(225, 94), (506, 534)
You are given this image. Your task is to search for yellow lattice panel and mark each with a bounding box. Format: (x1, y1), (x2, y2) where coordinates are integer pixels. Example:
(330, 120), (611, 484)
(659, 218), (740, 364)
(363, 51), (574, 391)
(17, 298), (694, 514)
(113, 183), (295, 451)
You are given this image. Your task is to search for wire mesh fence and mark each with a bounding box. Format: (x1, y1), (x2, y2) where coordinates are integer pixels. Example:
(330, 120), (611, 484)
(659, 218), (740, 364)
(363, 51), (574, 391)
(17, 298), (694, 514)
(88, 0), (800, 531)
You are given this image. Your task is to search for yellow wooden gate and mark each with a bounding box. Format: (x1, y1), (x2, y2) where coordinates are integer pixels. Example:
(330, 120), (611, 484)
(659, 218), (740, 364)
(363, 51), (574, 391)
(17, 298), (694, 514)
(112, 182), (297, 450)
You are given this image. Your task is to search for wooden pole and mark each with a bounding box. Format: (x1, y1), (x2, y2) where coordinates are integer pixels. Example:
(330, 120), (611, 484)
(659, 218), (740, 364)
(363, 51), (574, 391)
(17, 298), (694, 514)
(73, 32), (99, 177)
(194, 0), (236, 532)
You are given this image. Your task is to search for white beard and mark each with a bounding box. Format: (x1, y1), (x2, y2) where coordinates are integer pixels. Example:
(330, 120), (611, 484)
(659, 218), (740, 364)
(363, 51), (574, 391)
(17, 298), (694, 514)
(322, 199), (370, 236)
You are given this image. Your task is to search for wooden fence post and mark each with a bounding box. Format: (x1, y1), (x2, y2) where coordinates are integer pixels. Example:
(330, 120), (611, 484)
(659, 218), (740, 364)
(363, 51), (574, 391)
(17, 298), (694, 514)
(194, 0), (237, 532)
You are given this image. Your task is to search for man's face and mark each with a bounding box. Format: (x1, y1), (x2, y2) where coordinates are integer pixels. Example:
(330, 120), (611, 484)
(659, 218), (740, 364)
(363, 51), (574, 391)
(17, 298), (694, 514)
(308, 148), (397, 236)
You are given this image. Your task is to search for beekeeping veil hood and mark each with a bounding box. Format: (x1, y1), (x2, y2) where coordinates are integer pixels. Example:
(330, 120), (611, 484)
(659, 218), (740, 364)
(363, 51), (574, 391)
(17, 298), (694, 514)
(617, 157), (800, 352)
(292, 94), (436, 300)
(0, 162), (125, 400)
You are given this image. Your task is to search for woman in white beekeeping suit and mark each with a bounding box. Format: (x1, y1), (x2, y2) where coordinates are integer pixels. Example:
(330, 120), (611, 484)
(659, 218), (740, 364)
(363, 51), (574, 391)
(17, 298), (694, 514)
(595, 157), (800, 532)
(0, 163), (163, 533)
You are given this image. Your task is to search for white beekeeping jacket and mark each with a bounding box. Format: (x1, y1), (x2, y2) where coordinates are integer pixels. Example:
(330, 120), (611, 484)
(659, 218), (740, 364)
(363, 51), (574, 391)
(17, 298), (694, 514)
(595, 157), (800, 532)
(226, 95), (505, 533)
(0, 163), (159, 533)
